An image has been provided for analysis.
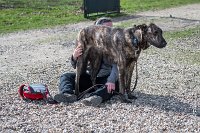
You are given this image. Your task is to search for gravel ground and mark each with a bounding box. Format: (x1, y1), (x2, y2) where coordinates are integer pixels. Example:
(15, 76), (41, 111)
(0, 4), (200, 133)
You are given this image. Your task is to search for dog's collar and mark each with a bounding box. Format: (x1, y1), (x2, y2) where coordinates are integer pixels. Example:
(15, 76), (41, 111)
(132, 36), (139, 47)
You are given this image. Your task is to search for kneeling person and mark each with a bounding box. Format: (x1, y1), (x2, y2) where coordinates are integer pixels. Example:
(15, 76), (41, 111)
(54, 17), (118, 106)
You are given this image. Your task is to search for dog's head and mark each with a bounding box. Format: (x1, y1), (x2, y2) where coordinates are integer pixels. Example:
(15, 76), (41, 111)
(137, 23), (167, 49)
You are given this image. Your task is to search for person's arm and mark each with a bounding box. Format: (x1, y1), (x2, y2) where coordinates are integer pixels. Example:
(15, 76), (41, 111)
(70, 55), (77, 69)
(70, 43), (82, 69)
(106, 64), (118, 93)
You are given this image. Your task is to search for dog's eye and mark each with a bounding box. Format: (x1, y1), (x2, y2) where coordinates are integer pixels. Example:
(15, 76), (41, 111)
(154, 31), (158, 35)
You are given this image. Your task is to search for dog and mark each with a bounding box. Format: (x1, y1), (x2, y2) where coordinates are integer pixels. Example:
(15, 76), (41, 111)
(75, 23), (167, 102)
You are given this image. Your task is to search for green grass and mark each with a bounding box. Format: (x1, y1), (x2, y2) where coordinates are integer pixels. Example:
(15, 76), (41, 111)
(0, 0), (200, 33)
(121, 0), (200, 13)
(164, 26), (200, 39)
(0, 0), (85, 33)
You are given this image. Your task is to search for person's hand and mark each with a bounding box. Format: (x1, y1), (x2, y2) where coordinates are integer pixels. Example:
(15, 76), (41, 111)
(106, 82), (115, 93)
(72, 42), (82, 61)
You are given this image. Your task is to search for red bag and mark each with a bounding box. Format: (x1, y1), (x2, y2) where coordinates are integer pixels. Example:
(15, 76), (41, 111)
(18, 84), (49, 100)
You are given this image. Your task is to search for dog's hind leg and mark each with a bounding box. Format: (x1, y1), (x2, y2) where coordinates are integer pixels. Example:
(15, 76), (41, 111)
(75, 54), (88, 96)
(75, 57), (83, 96)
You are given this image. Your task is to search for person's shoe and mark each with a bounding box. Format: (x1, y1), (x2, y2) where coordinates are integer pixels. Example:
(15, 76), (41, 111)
(54, 93), (77, 103)
(81, 95), (102, 107)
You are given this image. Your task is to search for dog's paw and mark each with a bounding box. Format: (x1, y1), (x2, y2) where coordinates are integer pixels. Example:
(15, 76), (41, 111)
(123, 98), (132, 103)
(128, 93), (137, 99)
(120, 95), (132, 103)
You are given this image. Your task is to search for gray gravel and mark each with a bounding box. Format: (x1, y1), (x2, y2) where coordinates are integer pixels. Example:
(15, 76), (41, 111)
(0, 4), (200, 133)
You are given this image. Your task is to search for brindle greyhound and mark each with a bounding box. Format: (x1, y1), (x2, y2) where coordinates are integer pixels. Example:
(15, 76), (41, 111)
(75, 23), (167, 102)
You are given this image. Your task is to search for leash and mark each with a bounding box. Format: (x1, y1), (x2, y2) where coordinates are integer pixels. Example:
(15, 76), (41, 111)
(77, 84), (105, 100)
(131, 34), (139, 93)
(45, 88), (59, 104)
(77, 60), (138, 100)
(131, 60), (138, 92)
(131, 35), (139, 92)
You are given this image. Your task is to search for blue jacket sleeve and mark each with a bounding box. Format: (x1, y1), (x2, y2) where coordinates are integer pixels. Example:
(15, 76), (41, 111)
(107, 64), (118, 83)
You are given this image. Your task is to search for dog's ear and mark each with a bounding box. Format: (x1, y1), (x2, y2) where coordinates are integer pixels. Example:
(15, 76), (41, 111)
(142, 24), (148, 33)
(147, 23), (156, 33)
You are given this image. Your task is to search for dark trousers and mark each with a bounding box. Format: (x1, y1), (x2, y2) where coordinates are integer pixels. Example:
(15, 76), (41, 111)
(59, 72), (119, 102)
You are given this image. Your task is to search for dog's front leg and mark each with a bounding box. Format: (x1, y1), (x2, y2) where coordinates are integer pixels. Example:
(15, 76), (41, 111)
(118, 61), (126, 95)
(126, 61), (137, 99)
(89, 52), (102, 86)
(117, 60), (132, 103)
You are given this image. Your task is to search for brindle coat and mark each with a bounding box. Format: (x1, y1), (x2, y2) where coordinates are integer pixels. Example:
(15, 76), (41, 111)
(75, 23), (167, 102)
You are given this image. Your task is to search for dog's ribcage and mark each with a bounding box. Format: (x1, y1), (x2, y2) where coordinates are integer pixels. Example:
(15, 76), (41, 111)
(78, 25), (135, 65)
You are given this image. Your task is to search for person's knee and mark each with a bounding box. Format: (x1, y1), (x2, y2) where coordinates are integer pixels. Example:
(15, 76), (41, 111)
(59, 72), (76, 94)
(60, 72), (75, 81)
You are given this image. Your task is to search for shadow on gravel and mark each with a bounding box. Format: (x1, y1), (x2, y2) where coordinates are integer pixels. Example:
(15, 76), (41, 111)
(23, 99), (49, 105)
(134, 91), (199, 117)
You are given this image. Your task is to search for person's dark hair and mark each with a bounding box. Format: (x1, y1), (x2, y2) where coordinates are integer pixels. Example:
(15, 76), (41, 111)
(94, 17), (112, 25)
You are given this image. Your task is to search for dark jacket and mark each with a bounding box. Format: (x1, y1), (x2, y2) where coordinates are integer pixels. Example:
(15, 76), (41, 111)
(70, 55), (118, 83)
